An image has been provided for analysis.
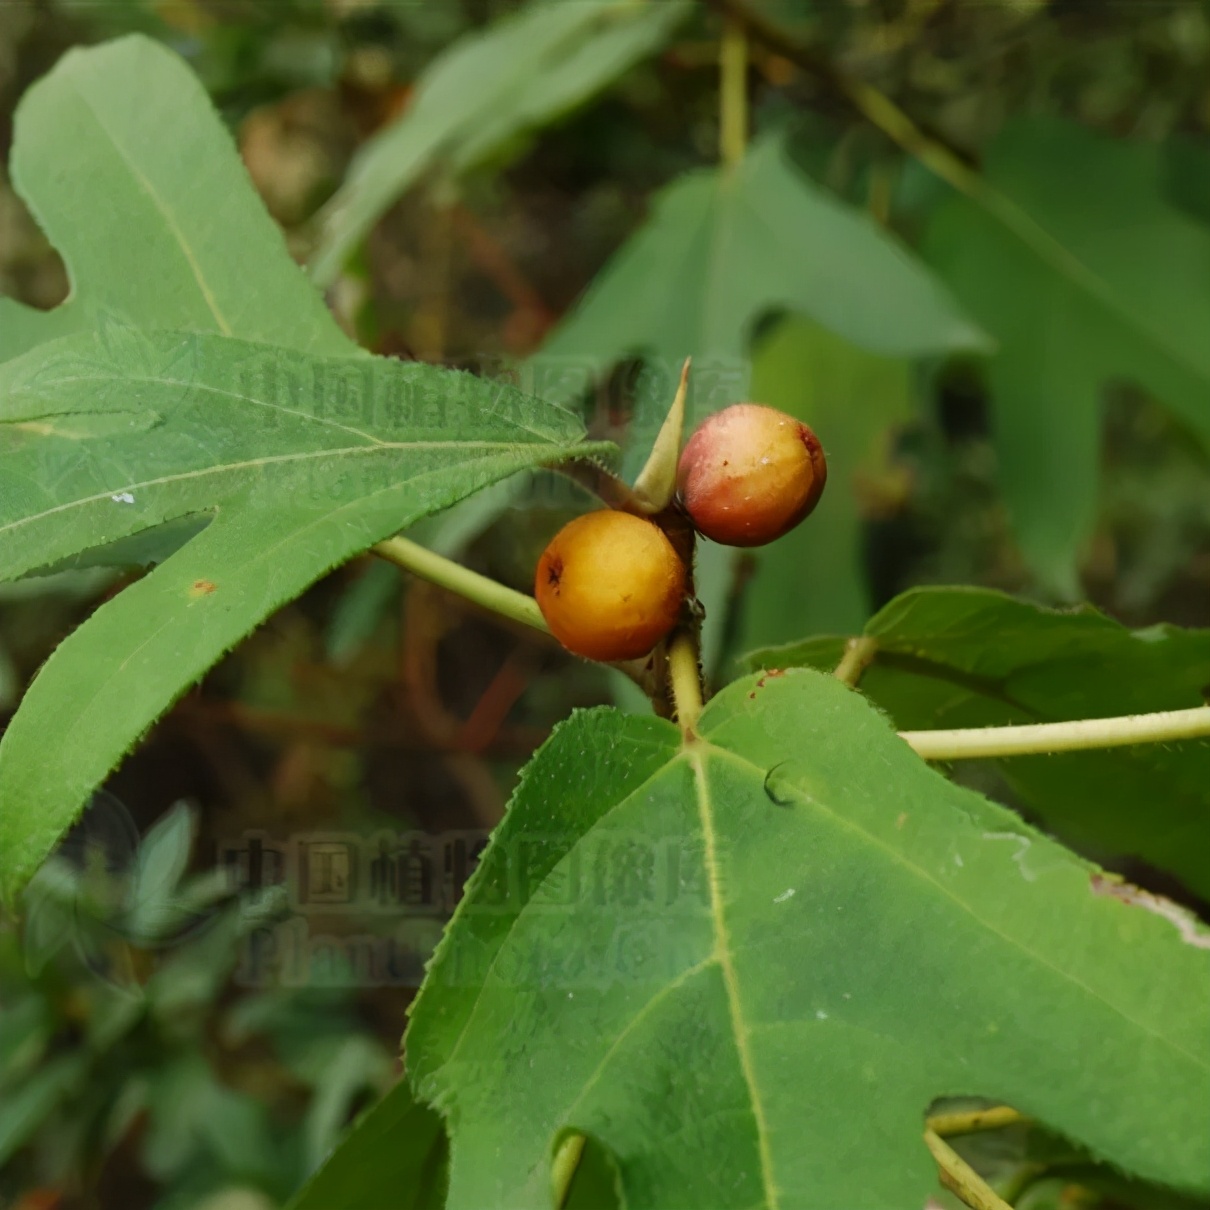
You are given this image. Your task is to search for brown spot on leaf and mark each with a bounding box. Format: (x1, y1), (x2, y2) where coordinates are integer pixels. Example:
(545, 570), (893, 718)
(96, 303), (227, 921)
(754, 669), (786, 691)
(190, 579), (217, 598)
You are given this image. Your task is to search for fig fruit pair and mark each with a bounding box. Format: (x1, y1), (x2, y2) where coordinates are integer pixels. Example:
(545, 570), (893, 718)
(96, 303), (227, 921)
(536, 403), (826, 662)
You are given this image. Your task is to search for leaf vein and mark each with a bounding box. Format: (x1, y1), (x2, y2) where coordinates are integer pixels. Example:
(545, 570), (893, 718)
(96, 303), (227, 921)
(72, 85), (234, 336)
(707, 743), (1210, 1075)
(691, 748), (781, 1210)
(0, 441), (558, 542)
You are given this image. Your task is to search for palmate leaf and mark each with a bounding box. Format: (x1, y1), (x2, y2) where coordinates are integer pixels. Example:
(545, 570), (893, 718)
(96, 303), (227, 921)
(0, 328), (604, 903)
(0, 36), (353, 364)
(533, 134), (988, 473)
(0, 37), (609, 905)
(926, 119), (1210, 595)
(746, 586), (1210, 901)
(308, 0), (691, 288)
(407, 669), (1210, 1209)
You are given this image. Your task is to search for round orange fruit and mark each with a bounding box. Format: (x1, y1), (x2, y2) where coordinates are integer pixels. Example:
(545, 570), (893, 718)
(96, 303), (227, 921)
(535, 510), (686, 662)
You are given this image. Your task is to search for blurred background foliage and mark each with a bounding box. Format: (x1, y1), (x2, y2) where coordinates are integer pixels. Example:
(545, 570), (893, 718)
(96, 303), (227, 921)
(3, 1), (1210, 1208)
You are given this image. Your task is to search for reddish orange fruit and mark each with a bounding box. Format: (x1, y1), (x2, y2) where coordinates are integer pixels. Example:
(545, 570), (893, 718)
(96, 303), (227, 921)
(677, 403), (827, 547)
(535, 510), (686, 662)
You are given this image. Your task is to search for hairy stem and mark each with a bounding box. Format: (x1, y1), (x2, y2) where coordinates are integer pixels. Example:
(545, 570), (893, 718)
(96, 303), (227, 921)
(925, 1130), (1013, 1210)
(833, 636), (878, 687)
(719, 15), (748, 169)
(554, 457), (646, 513)
(374, 536), (549, 635)
(669, 631), (705, 736)
(902, 706), (1210, 761)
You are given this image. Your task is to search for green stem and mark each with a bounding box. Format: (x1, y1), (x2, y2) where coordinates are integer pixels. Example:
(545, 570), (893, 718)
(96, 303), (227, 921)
(924, 1130), (1013, 1210)
(901, 706), (1210, 761)
(833, 636), (878, 687)
(719, 16), (748, 169)
(927, 1106), (1027, 1137)
(669, 631), (704, 736)
(551, 1133), (586, 1208)
(373, 536), (549, 635)
(369, 544), (1210, 763)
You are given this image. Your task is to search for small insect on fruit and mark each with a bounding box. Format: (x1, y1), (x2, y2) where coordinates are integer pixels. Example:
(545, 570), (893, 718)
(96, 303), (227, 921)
(677, 403), (827, 547)
(535, 510), (686, 662)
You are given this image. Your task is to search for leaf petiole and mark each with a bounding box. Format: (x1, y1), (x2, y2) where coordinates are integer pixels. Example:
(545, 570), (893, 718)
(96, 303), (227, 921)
(832, 636), (878, 687)
(719, 14), (748, 170)
(669, 631), (705, 735)
(551, 1133), (586, 1209)
(924, 1129), (1013, 1210)
(373, 535), (549, 635)
(902, 706), (1210, 761)
(927, 1106), (1027, 1137)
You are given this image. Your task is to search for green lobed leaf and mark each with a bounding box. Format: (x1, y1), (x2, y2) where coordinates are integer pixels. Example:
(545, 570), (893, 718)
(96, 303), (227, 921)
(0, 35), (354, 364)
(308, 0), (690, 287)
(407, 669), (1210, 1209)
(747, 586), (1210, 899)
(0, 36), (612, 905)
(285, 1077), (447, 1210)
(926, 118), (1210, 595)
(0, 327), (605, 902)
(533, 135), (989, 473)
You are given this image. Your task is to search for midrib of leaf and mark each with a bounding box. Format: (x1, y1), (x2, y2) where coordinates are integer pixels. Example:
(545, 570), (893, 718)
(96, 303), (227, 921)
(0, 441), (548, 542)
(71, 85), (234, 336)
(690, 745), (782, 1210)
(706, 743), (1210, 1073)
(35, 369), (391, 445)
(423, 741), (785, 1208)
(17, 363), (577, 447)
